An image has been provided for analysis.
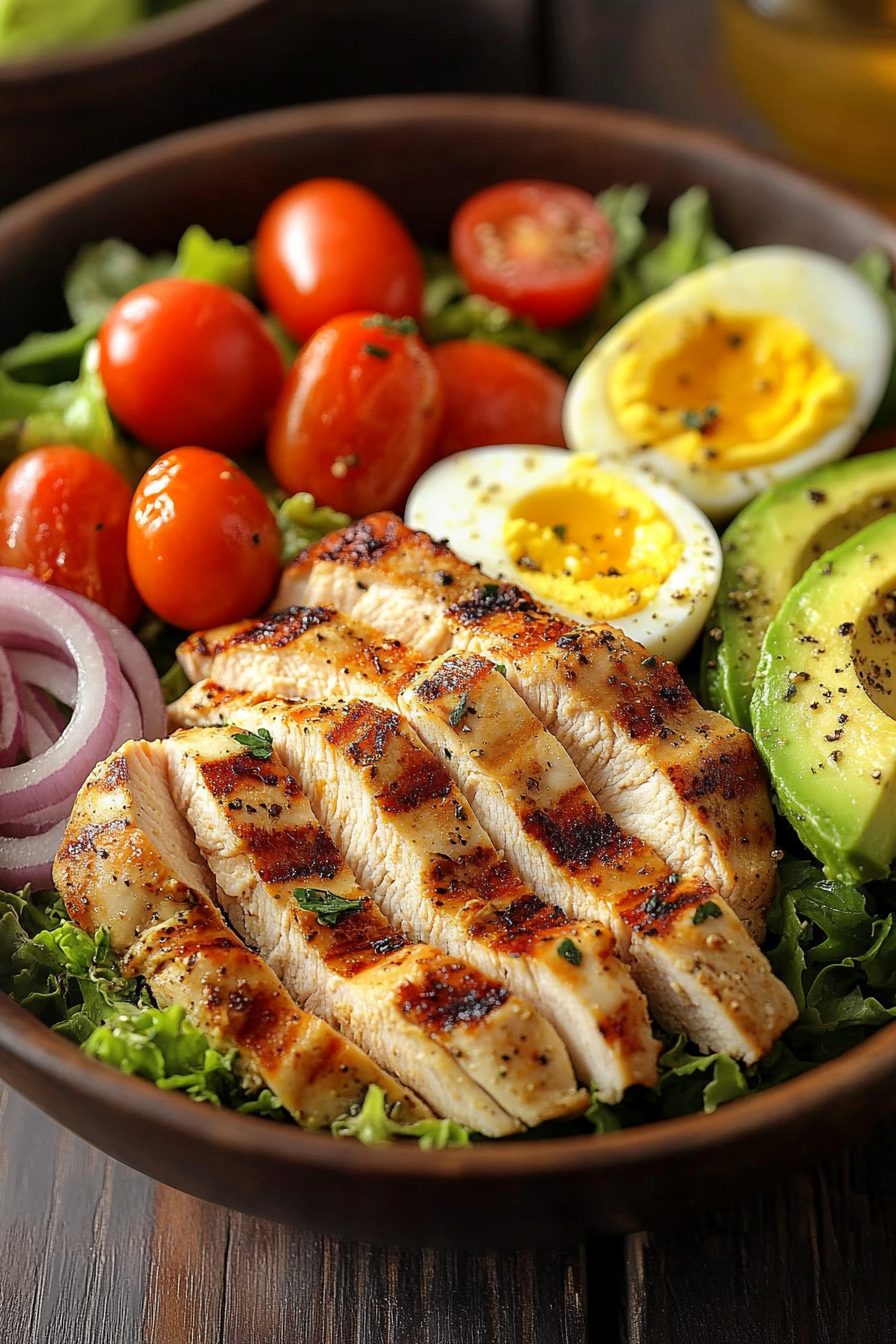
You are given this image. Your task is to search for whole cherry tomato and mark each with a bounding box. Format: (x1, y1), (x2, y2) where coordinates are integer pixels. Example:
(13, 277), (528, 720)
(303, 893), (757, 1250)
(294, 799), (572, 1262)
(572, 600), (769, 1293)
(0, 446), (140, 625)
(98, 278), (284, 457)
(266, 312), (443, 516)
(431, 340), (567, 459)
(256, 178), (424, 343)
(450, 180), (615, 329)
(127, 447), (281, 629)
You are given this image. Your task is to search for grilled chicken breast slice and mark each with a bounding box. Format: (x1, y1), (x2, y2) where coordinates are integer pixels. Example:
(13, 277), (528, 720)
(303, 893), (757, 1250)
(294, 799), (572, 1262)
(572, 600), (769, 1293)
(53, 739), (420, 1127)
(177, 611), (794, 1062)
(171, 685), (655, 1106)
(164, 725), (536, 1135)
(276, 513), (777, 936)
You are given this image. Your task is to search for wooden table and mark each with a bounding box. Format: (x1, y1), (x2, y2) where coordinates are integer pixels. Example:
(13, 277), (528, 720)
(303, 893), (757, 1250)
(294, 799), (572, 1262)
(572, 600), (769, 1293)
(3, 2), (895, 1340)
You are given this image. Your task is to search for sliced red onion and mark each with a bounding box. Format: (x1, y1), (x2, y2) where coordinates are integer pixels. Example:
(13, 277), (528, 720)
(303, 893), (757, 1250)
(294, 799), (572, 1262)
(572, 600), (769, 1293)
(0, 572), (122, 821)
(62, 590), (166, 740)
(114, 679), (143, 746)
(0, 646), (22, 768)
(9, 650), (78, 708)
(0, 819), (68, 889)
(27, 686), (68, 736)
(1, 792), (72, 838)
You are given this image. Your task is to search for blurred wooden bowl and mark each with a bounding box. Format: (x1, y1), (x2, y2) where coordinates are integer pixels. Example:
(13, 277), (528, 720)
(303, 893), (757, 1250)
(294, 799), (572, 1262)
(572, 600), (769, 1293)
(1, 96), (896, 1247)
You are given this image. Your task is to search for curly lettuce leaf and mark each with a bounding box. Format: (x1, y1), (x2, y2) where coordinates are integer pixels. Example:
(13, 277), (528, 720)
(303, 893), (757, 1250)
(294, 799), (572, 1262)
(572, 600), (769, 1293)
(422, 185), (732, 379)
(173, 225), (253, 295)
(276, 492), (352, 565)
(0, 887), (287, 1116)
(332, 1083), (472, 1149)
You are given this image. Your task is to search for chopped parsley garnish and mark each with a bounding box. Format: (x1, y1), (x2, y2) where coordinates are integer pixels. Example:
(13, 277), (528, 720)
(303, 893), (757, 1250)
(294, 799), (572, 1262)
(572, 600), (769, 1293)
(232, 727), (274, 759)
(641, 654), (657, 669)
(681, 404), (719, 434)
(692, 901), (723, 925)
(293, 888), (364, 927)
(448, 693), (469, 727)
(552, 523), (567, 540)
(361, 314), (418, 336)
(362, 342), (390, 360)
(481, 582), (499, 599)
(556, 938), (582, 966)
(494, 663), (506, 676)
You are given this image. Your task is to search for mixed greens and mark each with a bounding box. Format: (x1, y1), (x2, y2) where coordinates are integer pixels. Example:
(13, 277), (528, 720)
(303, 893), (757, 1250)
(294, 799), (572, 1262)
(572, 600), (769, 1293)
(4, 856), (895, 1147)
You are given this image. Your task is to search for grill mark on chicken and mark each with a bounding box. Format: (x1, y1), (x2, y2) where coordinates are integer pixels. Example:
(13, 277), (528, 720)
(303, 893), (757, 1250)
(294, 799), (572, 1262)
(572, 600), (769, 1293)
(172, 611), (792, 1063)
(200, 751), (301, 800)
(326, 702), (454, 813)
(280, 513), (777, 934)
(398, 964), (509, 1033)
(54, 739), (418, 1127)
(230, 820), (343, 886)
(172, 690), (667, 1101)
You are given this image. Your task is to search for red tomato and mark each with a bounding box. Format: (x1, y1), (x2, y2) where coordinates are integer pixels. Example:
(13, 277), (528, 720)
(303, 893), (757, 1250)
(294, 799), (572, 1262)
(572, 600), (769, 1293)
(450, 180), (615, 329)
(266, 312), (443, 515)
(256, 178), (424, 343)
(98, 278), (284, 457)
(127, 447), (281, 629)
(0, 446), (140, 626)
(431, 340), (567, 459)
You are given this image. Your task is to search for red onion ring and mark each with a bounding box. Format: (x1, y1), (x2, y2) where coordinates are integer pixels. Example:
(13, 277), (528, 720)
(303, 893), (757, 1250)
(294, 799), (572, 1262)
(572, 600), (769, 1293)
(61, 591), (166, 740)
(0, 573), (122, 821)
(0, 820), (68, 889)
(0, 646), (22, 768)
(9, 651), (78, 708)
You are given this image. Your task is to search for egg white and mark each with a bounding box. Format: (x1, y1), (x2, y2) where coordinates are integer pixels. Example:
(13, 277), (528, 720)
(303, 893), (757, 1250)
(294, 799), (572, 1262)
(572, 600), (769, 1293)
(563, 246), (893, 520)
(405, 445), (722, 663)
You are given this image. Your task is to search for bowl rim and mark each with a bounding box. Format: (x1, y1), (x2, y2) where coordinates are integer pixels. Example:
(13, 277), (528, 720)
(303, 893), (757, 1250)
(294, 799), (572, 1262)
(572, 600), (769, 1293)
(0, 0), (269, 84)
(2, 93), (896, 1180)
(3, 986), (895, 1177)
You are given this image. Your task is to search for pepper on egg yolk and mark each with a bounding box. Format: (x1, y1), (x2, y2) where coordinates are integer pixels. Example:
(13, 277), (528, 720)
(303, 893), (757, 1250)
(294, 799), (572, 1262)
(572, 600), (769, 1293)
(606, 309), (855, 472)
(503, 459), (682, 621)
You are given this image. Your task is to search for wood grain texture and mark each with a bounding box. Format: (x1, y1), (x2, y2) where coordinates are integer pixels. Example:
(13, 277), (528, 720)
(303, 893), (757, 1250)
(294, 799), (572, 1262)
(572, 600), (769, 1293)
(621, 1119), (896, 1344)
(0, 1086), (589, 1344)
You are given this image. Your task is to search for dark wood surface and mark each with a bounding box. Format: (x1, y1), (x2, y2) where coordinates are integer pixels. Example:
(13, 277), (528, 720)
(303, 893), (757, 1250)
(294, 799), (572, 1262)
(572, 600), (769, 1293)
(2, 1), (894, 1340)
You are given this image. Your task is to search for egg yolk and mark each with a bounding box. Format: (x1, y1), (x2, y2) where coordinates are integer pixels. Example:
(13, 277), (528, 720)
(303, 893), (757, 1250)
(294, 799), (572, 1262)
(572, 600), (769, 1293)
(606, 309), (855, 471)
(503, 458), (682, 621)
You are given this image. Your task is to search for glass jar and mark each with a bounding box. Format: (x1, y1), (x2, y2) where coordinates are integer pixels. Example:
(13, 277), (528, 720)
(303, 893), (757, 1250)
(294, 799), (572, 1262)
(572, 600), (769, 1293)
(718, 0), (896, 198)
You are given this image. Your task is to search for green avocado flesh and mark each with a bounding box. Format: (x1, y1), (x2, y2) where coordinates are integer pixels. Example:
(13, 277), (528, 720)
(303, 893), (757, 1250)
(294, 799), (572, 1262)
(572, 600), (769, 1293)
(702, 449), (896, 729)
(752, 513), (896, 885)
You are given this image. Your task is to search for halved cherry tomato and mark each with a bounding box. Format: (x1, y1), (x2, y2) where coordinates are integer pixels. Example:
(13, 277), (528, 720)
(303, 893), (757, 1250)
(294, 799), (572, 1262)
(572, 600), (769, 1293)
(431, 340), (567, 459)
(127, 447), (281, 629)
(257, 178), (424, 344)
(450, 180), (615, 329)
(98, 278), (284, 457)
(266, 312), (442, 515)
(0, 446), (140, 625)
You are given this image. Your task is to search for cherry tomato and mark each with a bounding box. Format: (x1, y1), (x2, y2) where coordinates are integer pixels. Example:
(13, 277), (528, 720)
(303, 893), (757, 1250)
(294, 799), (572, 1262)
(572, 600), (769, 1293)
(431, 340), (567, 459)
(127, 447), (281, 629)
(266, 312), (443, 516)
(0, 446), (140, 625)
(256, 178), (424, 343)
(450, 180), (615, 329)
(98, 278), (284, 457)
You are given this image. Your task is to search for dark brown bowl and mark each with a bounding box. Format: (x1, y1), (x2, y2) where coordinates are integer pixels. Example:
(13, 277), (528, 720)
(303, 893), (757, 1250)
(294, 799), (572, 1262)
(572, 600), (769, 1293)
(1, 96), (896, 1247)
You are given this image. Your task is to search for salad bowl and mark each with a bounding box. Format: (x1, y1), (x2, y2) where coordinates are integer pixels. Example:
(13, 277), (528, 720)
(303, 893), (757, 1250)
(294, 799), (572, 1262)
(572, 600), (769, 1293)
(2, 95), (896, 1247)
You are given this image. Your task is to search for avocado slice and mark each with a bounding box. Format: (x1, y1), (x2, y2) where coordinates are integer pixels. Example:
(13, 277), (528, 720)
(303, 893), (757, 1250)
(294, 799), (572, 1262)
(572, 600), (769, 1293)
(702, 449), (896, 728)
(752, 512), (896, 884)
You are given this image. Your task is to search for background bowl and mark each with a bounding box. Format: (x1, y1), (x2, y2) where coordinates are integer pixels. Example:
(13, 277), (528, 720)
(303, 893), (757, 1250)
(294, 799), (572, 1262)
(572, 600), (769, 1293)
(2, 95), (896, 1247)
(0, 0), (536, 210)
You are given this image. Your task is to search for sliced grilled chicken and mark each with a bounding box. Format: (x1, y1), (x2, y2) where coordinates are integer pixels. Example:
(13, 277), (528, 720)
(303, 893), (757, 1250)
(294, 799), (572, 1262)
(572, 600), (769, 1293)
(275, 513), (777, 937)
(170, 684), (657, 1104)
(164, 724), (556, 1135)
(177, 612), (796, 1062)
(53, 738), (421, 1127)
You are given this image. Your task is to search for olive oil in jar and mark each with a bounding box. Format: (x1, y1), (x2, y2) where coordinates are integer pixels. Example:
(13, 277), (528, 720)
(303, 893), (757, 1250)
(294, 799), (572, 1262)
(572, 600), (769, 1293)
(718, 0), (896, 197)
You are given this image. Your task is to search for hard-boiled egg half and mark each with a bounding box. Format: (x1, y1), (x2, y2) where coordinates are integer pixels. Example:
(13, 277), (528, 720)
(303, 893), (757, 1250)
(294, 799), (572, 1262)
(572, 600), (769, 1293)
(405, 445), (722, 663)
(564, 246), (893, 520)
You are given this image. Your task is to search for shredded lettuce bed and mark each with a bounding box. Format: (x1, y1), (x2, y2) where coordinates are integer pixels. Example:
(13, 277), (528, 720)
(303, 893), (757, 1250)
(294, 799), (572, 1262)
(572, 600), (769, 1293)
(3, 858), (895, 1146)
